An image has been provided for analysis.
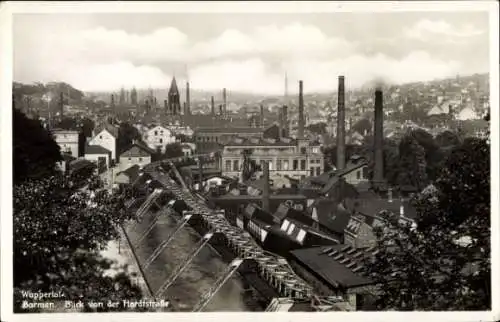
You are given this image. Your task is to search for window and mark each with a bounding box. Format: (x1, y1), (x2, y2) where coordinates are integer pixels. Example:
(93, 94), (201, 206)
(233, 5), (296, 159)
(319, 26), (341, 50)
(283, 160), (289, 170)
(316, 167), (321, 176)
(268, 161), (273, 171)
(233, 160), (240, 171)
(293, 159), (298, 170)
(297, 229), (307, 243)
(287, 223), (296, 235)
(225, 160), (231, 171)
(300, 160), (306, 170)
(310, 167), (314, 176)
(155, 131), (158, 136)
(159, 138), (163, 144)
(277, 160), (282, 171)
(300, 147), (307, 154)
(99, 135), (102, 139)
(362, 166), (368, 179)
(128, 157), (132, 161)
(139, 157), (143, 162)
(357, 171), (361, 179)
(281, 220), (290, 232)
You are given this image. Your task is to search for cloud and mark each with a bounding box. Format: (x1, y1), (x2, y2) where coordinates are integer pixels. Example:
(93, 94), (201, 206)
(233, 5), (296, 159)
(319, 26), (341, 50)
(13, 20), (483, 94)
(404, 19), (485, 40)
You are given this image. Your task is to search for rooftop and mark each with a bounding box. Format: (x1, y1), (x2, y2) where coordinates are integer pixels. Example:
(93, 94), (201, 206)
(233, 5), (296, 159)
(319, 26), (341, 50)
(290, 244), (374, 289)
(85, 144), (112, 155)
(195, 127), (264, 134)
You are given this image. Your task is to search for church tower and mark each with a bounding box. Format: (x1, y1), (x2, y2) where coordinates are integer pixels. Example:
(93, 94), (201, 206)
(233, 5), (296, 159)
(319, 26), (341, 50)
(168, 77), (181, 115)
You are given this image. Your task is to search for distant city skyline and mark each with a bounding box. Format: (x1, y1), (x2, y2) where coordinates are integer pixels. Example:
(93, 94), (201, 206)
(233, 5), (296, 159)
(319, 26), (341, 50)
(14, 10), (490, 95)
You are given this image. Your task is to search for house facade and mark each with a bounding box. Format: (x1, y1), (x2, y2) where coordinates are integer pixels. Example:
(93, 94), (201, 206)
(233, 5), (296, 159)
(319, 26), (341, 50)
(119, 144), (152, 171)
(84, 145), (112, 170)
(143, 125), (176, 154)
(88, 128), (117, 162)
(221, 137), (324, 183)
(52, 129), (80, 158)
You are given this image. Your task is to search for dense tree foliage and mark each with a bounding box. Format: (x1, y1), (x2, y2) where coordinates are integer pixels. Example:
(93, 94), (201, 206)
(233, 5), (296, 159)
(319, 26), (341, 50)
(13, 108), (146, 312)
(13, 176), (143, 312)
(365, 137), (490, 310)
(13, 108), (62, 184)
(117, 122), (141, 155)
(307, 122), (327, 135)
(163, 142), (184, 159)
(396, 135), (428, 190)
(351, 118), (372, 135)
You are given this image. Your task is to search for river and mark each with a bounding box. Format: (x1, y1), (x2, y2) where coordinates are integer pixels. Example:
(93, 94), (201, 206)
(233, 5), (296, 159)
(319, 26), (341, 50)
(124, 208), (266, 312)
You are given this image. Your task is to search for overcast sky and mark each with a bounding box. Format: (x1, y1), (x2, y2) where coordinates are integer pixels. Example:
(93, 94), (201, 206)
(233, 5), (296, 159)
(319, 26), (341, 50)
(13, 11), (490, 94)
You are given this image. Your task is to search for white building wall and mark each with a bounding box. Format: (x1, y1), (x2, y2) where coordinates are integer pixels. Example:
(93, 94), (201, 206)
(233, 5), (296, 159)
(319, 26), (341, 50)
(144, 126), (176, 153)
(53, 131), (80, 158)
(84, 153), (110, 168)
(88, 129), (117, 161)
(119, 156), (151, 172)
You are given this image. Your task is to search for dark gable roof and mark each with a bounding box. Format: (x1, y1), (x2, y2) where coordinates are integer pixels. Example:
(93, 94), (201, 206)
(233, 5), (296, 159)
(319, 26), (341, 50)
(311, 199), (352, 235)
(195, 142), (223, 154)
(120, 144), (152, 158)
(95, 123), (119, 138)
(85, 144), (112, 155)
(344, 197), (417, 220)
(117, 164), (140, 181)
(195, 127), (264, 134)
(290, 245), (374, 289)
(225, 137), (297, 147)
(69, 159), (95, 173)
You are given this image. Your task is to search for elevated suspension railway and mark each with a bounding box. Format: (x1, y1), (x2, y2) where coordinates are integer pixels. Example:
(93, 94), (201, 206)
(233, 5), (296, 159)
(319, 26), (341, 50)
(121, 154), (350, 312)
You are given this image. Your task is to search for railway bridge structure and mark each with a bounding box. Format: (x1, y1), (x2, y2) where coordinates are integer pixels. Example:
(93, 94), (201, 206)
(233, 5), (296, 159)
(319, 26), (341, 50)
(120, 154), (351, 312)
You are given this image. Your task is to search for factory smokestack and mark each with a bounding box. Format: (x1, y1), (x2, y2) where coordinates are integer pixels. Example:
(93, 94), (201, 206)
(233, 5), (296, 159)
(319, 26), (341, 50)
(223, 88), (227, 117)
(282, 105), (289, 137)
(298, 80), (305, 138)
(260, 104), (265, 127)
(211, 96), (215, 116)
(219, 104), (223, 116)
(373, 88), (384, 185)
(336, 76), (346, 170)
(262, 161), (270, 212)
(198, 157), (204, 191)
(278, 108), (283, 138)
(186, 81), (191, 116)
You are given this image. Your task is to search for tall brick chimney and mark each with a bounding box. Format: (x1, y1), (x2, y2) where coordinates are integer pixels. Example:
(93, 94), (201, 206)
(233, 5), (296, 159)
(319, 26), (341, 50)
(262, 161), (270, 212)
(298, 80), (305, 138)
(223, 88), (227, 117)
(198, 157), (204, 191)
(336, 76), (346, 170)
(219, 104), (223, 116)
(278, 108), (283, 138)
(373, 88), (384, 184)
(186, 81), (191, 116)
(260, 104), (265, 127)
(282, 105), (289, 137)
(211, 96), (215, 116)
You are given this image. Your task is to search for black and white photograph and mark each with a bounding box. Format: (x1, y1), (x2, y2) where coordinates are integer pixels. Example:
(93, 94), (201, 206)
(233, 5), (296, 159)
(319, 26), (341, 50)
(0, 1), (498, 320)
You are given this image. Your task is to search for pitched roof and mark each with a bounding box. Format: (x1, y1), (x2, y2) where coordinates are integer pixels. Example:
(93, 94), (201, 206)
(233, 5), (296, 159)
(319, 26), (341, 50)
(169, 77), (179, 95)
(344, 197), (417, 220)
(225, 136), (298, 146)
(290, 245), (374, 289)
(117, 164), (140, 182)
(195, 127), (264, 134)
(311, 199), (352, 235)
(85, 144), (112, 155)
(95, 123), (119, 138)
(120, 144), (152, 158)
